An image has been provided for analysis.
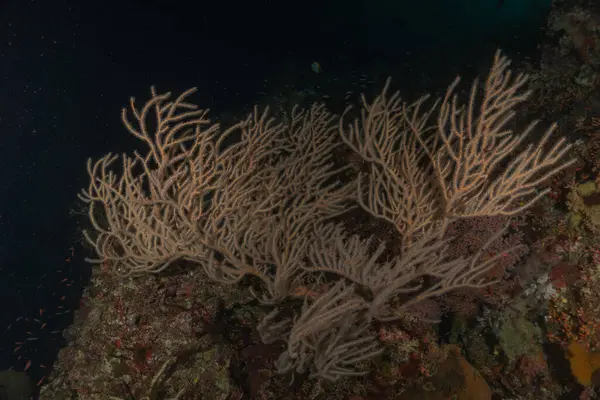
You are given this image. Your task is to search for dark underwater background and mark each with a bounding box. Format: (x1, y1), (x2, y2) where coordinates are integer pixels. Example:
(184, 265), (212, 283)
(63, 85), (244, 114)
(0, 0), (552, 395)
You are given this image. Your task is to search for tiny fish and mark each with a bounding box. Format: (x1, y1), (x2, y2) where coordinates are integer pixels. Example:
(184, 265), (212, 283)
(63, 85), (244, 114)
(311, 61), (322, 74)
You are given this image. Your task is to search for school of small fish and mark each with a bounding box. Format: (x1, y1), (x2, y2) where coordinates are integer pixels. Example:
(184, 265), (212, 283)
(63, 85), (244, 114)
(3, 244), (80, 391)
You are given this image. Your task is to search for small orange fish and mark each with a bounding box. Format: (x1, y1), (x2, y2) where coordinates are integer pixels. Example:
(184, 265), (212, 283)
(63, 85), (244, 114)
(24, 360), (31, 371)
(36, 376), (45, 386)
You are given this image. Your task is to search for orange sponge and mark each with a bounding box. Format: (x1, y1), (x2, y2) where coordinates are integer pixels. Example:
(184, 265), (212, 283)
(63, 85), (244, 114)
(567, 342), (600, 386)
